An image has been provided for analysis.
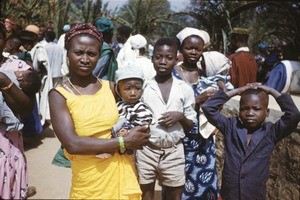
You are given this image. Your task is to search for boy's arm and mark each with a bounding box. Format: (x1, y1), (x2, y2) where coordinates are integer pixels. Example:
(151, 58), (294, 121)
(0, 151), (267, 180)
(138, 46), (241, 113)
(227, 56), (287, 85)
(0, 72), (35, 115)
(202, 89), (237, 134)
(258, 85), (300, 141)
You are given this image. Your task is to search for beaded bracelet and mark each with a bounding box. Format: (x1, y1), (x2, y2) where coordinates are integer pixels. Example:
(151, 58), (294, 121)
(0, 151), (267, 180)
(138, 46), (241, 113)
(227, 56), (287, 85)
(0, 81), (14, 91)
(118, 136), (126, 153)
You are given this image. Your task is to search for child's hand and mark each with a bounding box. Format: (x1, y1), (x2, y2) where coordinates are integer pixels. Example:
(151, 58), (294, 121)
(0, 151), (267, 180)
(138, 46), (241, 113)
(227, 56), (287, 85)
(117, 128), (130, 137)
(95, 153), (113, 159)
(196, 87), (218, 105)
(158, 111), (183, 127)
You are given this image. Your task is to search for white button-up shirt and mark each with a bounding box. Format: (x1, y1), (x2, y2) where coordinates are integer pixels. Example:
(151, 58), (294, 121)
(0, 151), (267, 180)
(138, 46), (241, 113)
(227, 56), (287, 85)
(142, 77), (196, 148)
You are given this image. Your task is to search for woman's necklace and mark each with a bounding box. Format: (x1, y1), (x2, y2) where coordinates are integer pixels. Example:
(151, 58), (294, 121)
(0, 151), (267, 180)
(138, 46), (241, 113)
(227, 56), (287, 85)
(180, 64), (198, 71)
(67, 78), (82, 95)
(180, 64), (199, 85)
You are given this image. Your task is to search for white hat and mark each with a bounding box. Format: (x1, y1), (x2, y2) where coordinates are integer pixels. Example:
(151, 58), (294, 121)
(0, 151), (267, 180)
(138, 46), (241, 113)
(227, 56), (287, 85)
(200, 51), (232, 77)
(176, 27), (210, 48)
(130, 34), (147, 50)
(115, 64), (145, 85)
(115, 65), (145, 98)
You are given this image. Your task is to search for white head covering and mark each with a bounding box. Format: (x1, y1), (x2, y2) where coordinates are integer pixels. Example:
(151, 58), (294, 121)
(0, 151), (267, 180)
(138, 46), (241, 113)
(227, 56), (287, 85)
(115, 64), (145, 85)
(115, 64), (145, 98)
(200, 51), (232, 76)
(130, 34), (147, 50)
(176, 27), (210, 48)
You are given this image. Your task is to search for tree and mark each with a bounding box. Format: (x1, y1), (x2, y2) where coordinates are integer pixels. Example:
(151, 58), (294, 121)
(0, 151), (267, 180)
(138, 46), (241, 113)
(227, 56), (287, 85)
(183, 1), (300, 52)
(114, 0), (176, 40)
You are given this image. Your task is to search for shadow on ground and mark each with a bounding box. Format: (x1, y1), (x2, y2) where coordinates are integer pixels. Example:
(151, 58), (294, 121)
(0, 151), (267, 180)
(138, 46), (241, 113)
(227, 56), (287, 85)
(24, 126), (56, 151)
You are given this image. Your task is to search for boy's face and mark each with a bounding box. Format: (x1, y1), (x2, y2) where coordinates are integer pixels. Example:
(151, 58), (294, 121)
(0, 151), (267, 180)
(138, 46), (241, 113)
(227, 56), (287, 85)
(118, 78), (143, 104)
(152, 45), (177, 76)
(239, 93), (269, 131)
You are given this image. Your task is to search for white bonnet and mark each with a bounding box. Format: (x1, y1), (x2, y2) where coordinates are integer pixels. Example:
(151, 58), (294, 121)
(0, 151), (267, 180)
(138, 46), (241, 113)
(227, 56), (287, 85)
(176, 27), (210, 48)
(115, 64), (145, 85)
(129, 34), (147, 50)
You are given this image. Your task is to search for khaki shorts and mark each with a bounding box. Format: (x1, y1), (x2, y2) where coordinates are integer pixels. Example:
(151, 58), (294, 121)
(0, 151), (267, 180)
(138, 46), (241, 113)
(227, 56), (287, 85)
(135, 142), (185, 187)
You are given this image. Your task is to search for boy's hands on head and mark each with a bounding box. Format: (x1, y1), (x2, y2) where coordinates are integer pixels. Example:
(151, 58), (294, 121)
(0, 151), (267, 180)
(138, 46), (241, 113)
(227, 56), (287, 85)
(226, 83), (263, 97)
(256, 84), (281, 98)
(158, 111), (184, 127)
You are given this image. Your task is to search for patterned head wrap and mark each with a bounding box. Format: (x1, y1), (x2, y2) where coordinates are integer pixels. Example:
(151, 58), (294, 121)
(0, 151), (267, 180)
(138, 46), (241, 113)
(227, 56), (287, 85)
(65, 23), (103, 49)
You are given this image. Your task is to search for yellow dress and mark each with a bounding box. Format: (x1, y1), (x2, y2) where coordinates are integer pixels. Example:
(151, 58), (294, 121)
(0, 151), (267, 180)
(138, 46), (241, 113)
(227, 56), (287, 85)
(55, 80), (141, 199)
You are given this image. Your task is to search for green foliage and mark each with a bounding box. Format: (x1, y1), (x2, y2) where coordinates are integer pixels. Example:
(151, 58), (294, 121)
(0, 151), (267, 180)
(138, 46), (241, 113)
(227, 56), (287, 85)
(185, 0), (300, 52)
(0, 0), (299, 52)
(113, 0), (176, 41)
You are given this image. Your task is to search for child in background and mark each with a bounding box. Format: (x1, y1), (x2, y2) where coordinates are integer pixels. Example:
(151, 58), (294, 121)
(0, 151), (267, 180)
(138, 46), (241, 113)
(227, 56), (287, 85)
(136, 38), (197, 200)
(96, 65), (153, 158)
(202, 83), (300, 199)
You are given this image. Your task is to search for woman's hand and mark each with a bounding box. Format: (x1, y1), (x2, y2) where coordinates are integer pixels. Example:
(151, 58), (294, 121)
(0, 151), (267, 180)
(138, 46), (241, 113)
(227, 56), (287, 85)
(123, 126), (150, 150)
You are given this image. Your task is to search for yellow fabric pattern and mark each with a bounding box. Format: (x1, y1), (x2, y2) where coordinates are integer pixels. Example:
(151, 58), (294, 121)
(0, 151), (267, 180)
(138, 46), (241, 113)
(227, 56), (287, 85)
(55, 80), (141, 199)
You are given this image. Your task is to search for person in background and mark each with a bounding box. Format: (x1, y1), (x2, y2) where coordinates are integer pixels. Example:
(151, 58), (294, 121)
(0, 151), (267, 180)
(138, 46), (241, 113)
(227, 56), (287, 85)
(44, 29), (64, 86)
(2, 34), (43, 138)
(202, 83), (300, 199)
(113, 25), (132, 57)
(93, 18), (118, 81)
(49, 23), (149, 199)
(264, 42), (300, 94)
(128, 34), (156, 80)
(4, 18), (17, 39)
(136, 38), (196, 200)
(57, 24), (71, 76)
(116, 26), (133, 68)
(4, 35), (33, 67)
(228, 28), (257, 88)
(0, 21), (37, 199)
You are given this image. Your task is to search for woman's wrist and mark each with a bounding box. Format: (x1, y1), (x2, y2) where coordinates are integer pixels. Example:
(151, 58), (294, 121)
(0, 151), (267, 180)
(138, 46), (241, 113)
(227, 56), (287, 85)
(117, 136), (126, 153)
(0, 81), (14, 92)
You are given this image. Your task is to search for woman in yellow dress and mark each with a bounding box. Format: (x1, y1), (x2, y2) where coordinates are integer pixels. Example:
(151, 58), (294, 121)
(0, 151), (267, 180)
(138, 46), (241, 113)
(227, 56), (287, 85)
(49, 23), (150, 199)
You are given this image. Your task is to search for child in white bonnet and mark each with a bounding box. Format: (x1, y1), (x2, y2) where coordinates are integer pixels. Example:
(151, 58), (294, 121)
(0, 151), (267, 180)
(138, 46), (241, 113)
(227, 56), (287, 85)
(96, 65), (153, 158)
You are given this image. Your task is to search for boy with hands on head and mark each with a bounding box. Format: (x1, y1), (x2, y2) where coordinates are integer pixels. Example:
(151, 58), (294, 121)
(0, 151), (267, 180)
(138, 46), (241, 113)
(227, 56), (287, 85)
(202, 82), (300, 200)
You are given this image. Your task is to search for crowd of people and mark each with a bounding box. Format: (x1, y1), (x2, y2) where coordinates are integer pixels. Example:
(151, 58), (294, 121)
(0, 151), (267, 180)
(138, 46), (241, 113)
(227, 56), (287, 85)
(0, 17), (299, 200)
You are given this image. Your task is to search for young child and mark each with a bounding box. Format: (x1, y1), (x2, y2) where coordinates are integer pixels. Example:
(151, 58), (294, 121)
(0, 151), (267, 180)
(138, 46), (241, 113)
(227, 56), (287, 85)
(96, 65), (153, 158)
(202, 83), (300, 199)
(136, 38), (197, 200)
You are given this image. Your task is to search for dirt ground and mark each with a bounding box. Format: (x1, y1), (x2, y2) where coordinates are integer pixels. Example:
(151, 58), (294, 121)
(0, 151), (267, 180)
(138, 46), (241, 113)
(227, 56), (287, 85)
(24, 126), (162, 199)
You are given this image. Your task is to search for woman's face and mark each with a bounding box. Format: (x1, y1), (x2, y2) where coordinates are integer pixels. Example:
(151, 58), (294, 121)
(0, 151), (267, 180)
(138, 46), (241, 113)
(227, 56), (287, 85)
(181, 36), (204, 65)
(67, 35), (101, 76)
